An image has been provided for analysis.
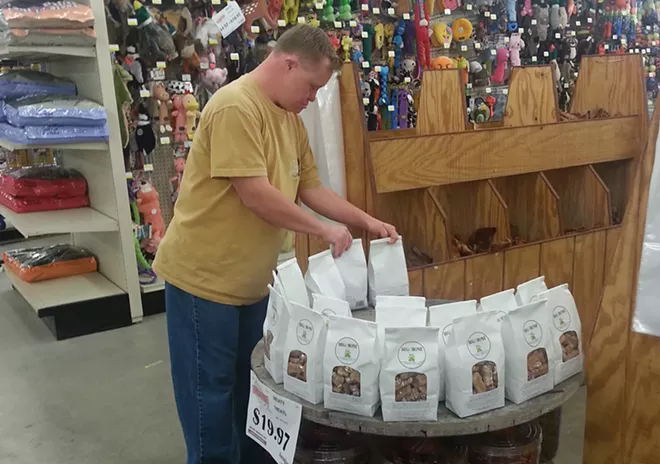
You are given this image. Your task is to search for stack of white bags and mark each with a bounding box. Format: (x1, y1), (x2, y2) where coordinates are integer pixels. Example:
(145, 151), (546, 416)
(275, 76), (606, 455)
(263, 237), (584, 422)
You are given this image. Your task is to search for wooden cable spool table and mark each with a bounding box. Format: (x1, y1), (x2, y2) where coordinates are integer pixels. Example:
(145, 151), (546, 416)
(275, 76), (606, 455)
(250, 305), (582, 438)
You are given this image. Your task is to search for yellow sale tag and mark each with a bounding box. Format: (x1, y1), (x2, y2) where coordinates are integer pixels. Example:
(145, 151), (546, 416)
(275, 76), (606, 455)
(388, 8), (395, 14)
(388, 105), (395, 111)
(361, 4), (369, 10)
(251, 25), (260, 33)
(212, 0), (221, 3)
(297, 16), (305, 23)
(373, 7), (380, 13)
(144, 163), (154, 171)
(350, 20), (357, 26)
(374, 65), (382, 72)
(127, 17), (138, 26)
(403, 13), (410, 19)
(363, 98), (369, 104)
(109, 44), (119, 52)
(334, 21), (342, 27)
(230, 53), (239, 60)
(140, 89), (151, 98)
(388, 50), (395, 57)
(157, 61), (166, 69)
(209, 38), (218, 45)
(175, 0), (184, 4)
(278, 19), (286, 26)
(160, 137), (170, 145)
(361, 61), (370, 68)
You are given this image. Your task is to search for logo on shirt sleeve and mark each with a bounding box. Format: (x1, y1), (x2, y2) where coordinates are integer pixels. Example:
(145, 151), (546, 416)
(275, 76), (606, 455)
(291, 158), (300, 178)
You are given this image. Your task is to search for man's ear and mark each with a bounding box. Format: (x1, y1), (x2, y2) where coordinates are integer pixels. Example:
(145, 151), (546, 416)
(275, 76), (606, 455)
(284, 56), (299, 71)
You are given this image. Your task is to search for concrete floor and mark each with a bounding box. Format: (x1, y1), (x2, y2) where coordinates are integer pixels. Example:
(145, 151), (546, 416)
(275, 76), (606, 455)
(0, 272), (586, 464)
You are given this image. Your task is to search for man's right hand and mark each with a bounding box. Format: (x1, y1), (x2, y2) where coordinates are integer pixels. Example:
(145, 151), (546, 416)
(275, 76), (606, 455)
(321, 224), (353, 258)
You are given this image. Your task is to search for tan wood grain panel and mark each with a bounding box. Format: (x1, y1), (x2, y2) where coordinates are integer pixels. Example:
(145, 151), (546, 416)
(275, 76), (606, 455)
(417, 70), (468, 135)
(369, 128), (416, 140)
(503, 66), (558, 127)
(544, 166), (612, 232)
(604, 226), (622, 274)
(424, 260), (466, 301)
(464, 252), (504, 300)
(408, 268), (424, 296)
(573, 230), (607, 345)
(369, 116), (638, 193)
(593, 160), (632, 223)
(493, 173), (561, 242)
(503, 245), (541, 289)
(539, 236), (575, 289)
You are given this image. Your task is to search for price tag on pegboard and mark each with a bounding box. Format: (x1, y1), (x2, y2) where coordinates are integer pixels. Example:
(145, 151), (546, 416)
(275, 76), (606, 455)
(532, 56), (538, 62)
(543, 51), (549, 57)
(160, 137), (171, 145)
(374, 65), (382, 72)
(230, 53), (240, 61)
(491, 13), (497, 19)
(563, 83), (569, 88)
(144, 163), (154, 171)
(139, 89), (151, 98)
(361, 31), (369, 38)
(251, 25), (260, 33)
(466, 83), (473, 88)
(466, 3), (472, 9)
(504, 36), (510, 43)
(315, 2), (323, 8)
(475, 42), (482, 49)
(125, 172), (133, 179)
(444, 42), (450, 49)
(184, 141), (193, 148)
(403, 13), (410, 19)
(404, 76), (411, 83)
(491, 49), (497, 55)
(461, 45), (468, 51)
(531, 19), (537, 25)
(156, 61), (167, 69)
(388, 50), (395, 57)
(555, 32), (561, 39)
(387, 105), (395, 111)
(153, 0), (162, 4)
(444, 8), (451, 14)
(350, 20), (357, 26)
(373, 7), (380, 14)
(201, 62), (210, 69)
(182, 74), (191, 82)
(212, 0), (221, 4)
(519, 28), (524, 33)
(363, 97), (369, 104)
(334, 20), (342, 27)
(388, 7), (395, 14)
(209, 38), (218, 45)
(587, 17), (593, 23)
(361, 61), (370, 68)
(175, 0), (184, 4)
(485, 87), (492, 93)
(297, 16), (305, 23)
(575, 20), (581, 26)
(361, 3), (368, 10)
(503, 88), (508, 94)
(613, 34), (618, 40)
(246, 372), (302, 464)
(278, 19), (286, 26)
(109, 44), (119, 52)
(127, 17), (138, 26)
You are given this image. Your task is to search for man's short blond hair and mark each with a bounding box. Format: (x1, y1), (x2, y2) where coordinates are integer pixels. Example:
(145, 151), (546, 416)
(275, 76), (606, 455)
(274, 24), (343, 71)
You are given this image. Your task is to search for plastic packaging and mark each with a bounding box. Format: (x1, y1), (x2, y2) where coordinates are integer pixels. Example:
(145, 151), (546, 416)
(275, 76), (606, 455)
(295, 441), (369, 464)
(0, 1), (94, 29)
(0, 188), (88, 212)
(467, 422), (542, 464)
(0, 70), (76, 99)
(382, 438), (468, 464)
(5, 95), (106, 127)
(0, 26), (95, 46)
(0, 165), (86, 197)
(0, 121), (109, 144)
(3, 243), (97, 282)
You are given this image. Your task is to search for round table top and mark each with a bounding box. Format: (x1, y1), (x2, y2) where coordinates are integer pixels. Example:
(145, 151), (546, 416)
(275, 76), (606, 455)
(250, 306), (583, 437)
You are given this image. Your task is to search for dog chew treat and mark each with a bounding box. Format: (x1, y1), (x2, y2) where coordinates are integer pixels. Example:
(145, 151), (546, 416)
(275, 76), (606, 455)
(264, 330), (273, 360)
(472, 361), (499, 394)
(394, 372), (427, 402)
(527, 348), (549, 380)
(287, 350), (307, 382)
(331, 366), (361, 396)
(560, 331), (580, 361)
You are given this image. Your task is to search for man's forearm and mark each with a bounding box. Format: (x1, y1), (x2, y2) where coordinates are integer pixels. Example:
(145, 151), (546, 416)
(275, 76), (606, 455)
(299, 186), (372, 229)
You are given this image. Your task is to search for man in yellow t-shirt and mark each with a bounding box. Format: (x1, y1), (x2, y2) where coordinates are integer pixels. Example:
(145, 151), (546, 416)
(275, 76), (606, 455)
(153, 25), (397, 464)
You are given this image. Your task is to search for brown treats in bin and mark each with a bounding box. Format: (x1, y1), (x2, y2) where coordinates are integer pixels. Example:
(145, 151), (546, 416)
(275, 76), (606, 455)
(331, 366), (361, 396)
(472, 361), (498, 394)
(527, 348), (549, 380)
(264, 330), (273, 360)
(560, 331), (580, 362)
(288, 350), (307, 382)
(394, 372), (427, 402)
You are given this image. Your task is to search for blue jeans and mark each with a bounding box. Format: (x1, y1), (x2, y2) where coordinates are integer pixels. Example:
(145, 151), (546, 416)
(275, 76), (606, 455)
(165, 282), (273, 464)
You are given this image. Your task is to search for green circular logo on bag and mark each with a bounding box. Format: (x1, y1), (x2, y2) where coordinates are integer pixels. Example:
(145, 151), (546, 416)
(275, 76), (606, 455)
(552, 306), (571, 331)
(398, 341), (426, 369)
(296, 319), (314, 345)
(335, 337), (359, 365)
(523, 320), (543, 347)
(467, 332), (491, 360)
(441, 323), (454, 346)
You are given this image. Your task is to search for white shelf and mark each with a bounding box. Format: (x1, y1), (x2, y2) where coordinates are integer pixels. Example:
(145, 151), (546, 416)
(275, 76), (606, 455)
(0, 139), (107, 151)
(0, 205), (118, 238)
(5, 267), (124, 313)
(0, 44), (95, 60)
(140, 278), (164, 294)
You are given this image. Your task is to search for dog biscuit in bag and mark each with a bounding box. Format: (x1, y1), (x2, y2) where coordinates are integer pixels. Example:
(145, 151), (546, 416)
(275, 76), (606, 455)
(263, 272), (291, 384)
(305, 249), (347, 302)
(277, 257), (310, 307)
(538, 284), (584, 384)
(323, 316), (380, 417)
(502, 300), (556, 404)
(445, 311), (505, 418)
(515, 276), (548, 306)
(380, 327), (440, 422)
(334, 238), (368, 309)
(283, 302), (328, 404)
(312, 293), (352, 319)
(368, 237), (409, 306)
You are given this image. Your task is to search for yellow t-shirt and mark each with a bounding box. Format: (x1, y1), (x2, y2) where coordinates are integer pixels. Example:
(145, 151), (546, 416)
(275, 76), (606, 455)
(153, 74), (321, 305)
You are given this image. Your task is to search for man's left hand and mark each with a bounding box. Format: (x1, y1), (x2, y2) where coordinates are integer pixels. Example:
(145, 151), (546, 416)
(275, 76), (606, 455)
(366, 218), (398, 243)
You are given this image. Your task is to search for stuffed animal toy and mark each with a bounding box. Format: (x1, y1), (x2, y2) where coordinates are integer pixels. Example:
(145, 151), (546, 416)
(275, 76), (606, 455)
(320, 0), (334, 22)
(149, 81), (171, 133)
(520, 0), (533, 16)
(137, 180), (165, 253)
(550, 1), (560, 29)
(183, 94), (201, 140)
(241, 0), (269, 37)
(470, 60), (490, 86)
(452, 18), (472, 41)
(328, 31), (340, 51)
(471, 100), (490, 122)
(491, 47), (509, 84)
(414, 0), (431, 68)
(136, 103), (156, 155)
(170, 95), (187, 143)
(454, 55), (469, 84)
(266, 0), (284, 26)
(508, 33), (524, 66)
(535, 4), (550, 41)
(362, 23), (374, 63)
(282, 0), (300, 24)
(133, 1), (178, 65)
(430, 55), (454, 69)
(338, 0), (351, 20)
(506, 0), (517, 30)
(112, 62), (133, 148)
(374, 22), (384, 59)
(431, 22), (452, 47)
(200, 53), (228, 93)
(341, 33), (352, 61)
(169, 156), (186, 203)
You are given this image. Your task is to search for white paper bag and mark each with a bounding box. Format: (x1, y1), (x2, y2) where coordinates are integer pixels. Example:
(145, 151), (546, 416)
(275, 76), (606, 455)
(368, 237), (409, 306)
(305, 249), (347, 302)
(312, 293), (352, 318)
(479, 288), (519, 325)
(277, 257), (310, 307)
(515, 276), (549, 306)
(445, 311), (505, 418)
(501, 300), (556, 404)
(380, 327), (440, 422)
(283, 302), (328, 404)
(334, 238), (368, 309)
(538, 284), (584, 384)
(428, 300), (478, 400)
(375, 295), (427, 352)
(323, 315), (380, 417)
(263, 273), (291, 384)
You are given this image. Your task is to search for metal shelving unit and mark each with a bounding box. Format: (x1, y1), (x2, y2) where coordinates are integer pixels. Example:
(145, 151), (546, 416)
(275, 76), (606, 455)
(2, 0), (143, 339)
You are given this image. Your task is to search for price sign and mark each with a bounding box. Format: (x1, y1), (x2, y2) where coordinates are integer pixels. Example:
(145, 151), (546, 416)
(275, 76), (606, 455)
(182, 74), (191, 82)
(587, 17), (593, 23)
(543, 51), (549, 57)
(184, 141), (193, 148)
(156, 61), (167, 69)
(125, 172), (133, 179)
(503, 88), (508, 94)
(153, 0), (162, 4)
(160, 137), (170, 145)
(484, 11), (491, 17)
(629, 49), (635, 54)
(363, 98), (369, 104)
(297, 16), (305, 23)
(144, 163), (154, 171)
(532, 56), (537, 62)
(251, 25), (260, 33)
(636, 48), (641, 53)
(140, 89), (151, 98)
(334, 20), (342, 27)
(201, 62), (210, 69)
(576, 20), (581, 26)
(504, 36), (510, 43)
(361, 3), (369, 10)
(555, 32), (561, 39)
(230, 52), (240, 60)
(388, 7), (395, 14)
(373, 7), (380, 13)
(212, 2), (246, 38)
(466, 82), (473, 88)
(212, 0), (221, 4)
(403, 13), (410, 19)
(361, 61), (370, 68)
(387, 105), (395, 111)
(612, 34), (618, 40)
(127, 17), (138, 26)
(491, 49), (497, 55)
(404, 76), (411, 83)
(466, 3), (472, 9)
(209, 38), (219, 45)
(519, 28), (524, 33)
(604, 44), (610, 50)
(485, 87), (492, 93)
(374, 65), (382, 72)
(361, 31), (369, 38)
(388, 50), (395, 57)
(563, 83), (569, 88)
(491, 13), (497, 19)
(278, 19), (286, 26)
(315, 2), (323, 8)
(531, 19), (537, 25)
(175, 0), (184, 4)
(444, 8), (451, 14)
(246, 372), (302, 464)
(109, 44), (119, 52)
(350, 20), (357, 26)
(475, 42), (482, 49)
(461, 45), (468, 51)
(444, 42), (450, 48)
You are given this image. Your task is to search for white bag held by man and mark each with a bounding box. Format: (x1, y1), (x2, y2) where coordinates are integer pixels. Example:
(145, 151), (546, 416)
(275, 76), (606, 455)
(445, 311), (505, 418)
(538, 284), (584, 384)
(515, 276), (549, 306)
(277, 257), (310, 307)
(312, 293), (352, 319)
(334, 238), (368, 310)
(323, 315), (380, 417)
(368, 237), (409, 306)
(380, 327), (440, 422)
(502, 300), (556, 404)
(263, 273), (291, 384)
(283, 302), (328, 404)
(428, 300), (478, 400)
(305, 249), (347, 302)
(479, 289), (519, 325)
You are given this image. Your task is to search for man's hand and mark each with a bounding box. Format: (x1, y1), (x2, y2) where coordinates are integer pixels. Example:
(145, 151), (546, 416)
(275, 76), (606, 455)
(322, 223), (353, 258)
(366, 218), (398, 243)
